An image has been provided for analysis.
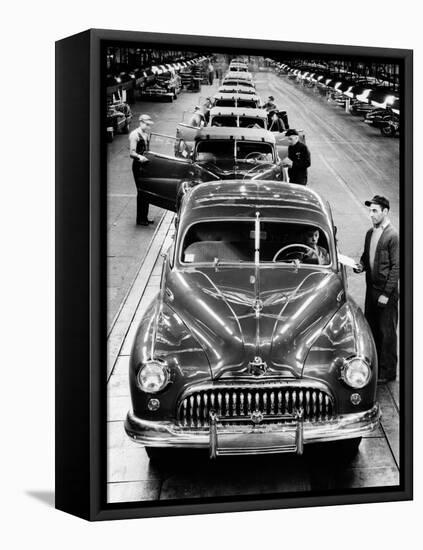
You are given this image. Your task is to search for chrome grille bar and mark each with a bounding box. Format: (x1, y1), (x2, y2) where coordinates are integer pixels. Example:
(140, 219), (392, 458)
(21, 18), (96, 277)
(177, 385), (335, 428)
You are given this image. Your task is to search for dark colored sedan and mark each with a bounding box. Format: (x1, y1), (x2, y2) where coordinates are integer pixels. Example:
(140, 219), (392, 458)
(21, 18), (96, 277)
(125, 181), (380, 460)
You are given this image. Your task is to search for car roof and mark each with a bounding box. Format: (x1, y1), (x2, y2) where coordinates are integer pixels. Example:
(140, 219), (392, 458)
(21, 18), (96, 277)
(209, 106), (267, 118)
(214, 92), (260, 101)
(180, 181), (332, 230)
(222, 80), (255, 88)
(195, 127), (275, 142)
(219, 85), (255, 93)
(224, 71), (253, 79)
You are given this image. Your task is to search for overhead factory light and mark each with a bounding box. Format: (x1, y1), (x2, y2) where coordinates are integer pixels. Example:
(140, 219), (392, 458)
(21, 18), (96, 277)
(356, 89), (372, 102)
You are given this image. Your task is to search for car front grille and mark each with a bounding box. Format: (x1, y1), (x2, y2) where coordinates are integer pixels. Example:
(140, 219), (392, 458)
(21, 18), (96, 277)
(177, 383), (335, 428)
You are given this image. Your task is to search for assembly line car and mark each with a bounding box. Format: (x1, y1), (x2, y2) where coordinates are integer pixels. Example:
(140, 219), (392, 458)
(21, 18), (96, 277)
(218, 84), (257, 95)
(106, 101), (132, 142)
(125, 181), (380, 460)
(175, 108), (302, 158)
(211, 92), (262, 109)
(221, 78), (256, 90)
(140, 71), (182, 102)
(138, 127), (289, 211)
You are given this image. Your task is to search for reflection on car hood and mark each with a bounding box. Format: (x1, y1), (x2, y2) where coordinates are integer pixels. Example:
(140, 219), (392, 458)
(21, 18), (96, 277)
(166, 266), (343, 379)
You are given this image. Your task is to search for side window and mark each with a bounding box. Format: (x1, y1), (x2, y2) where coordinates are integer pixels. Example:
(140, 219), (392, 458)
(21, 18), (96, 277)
(175, 138), (190, 158)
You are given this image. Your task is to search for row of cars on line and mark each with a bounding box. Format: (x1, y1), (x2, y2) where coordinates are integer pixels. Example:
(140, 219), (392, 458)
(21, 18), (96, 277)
(106, 61), (211, 142)
(124, 59), (380, 462)
(138, 61), (306, 211)
(276, 62), (400, 138)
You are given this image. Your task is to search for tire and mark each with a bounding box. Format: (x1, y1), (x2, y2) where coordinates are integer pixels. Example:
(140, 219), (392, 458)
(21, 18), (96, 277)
(145, 447), (207, 463)
(308, 437), (362, 463)
(381, 124), (395, 137)
(145, 447), (171, 462)
(334, 437), (362, 458)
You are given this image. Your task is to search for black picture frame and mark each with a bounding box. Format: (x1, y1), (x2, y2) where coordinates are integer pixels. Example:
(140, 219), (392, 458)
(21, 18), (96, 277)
(55, 28), (413, 521)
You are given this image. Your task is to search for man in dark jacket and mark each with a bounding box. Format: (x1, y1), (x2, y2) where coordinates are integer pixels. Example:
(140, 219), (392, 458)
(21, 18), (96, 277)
(354, 195), (399, 382)
(282, 129), (311, 185)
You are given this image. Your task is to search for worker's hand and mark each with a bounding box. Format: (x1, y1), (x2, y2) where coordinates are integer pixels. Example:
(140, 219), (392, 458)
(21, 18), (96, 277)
(282, 157), (292, 167)
(353, 262), (364, 273)
(138, 155), (149, 163)
(378, 294), (389, 306)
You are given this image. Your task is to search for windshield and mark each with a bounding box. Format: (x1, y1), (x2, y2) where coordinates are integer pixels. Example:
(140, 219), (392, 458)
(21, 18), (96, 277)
(195, 140), (274, 165)
(210, 116), (266, 129)
(214, 98), (259, 108)
(181, 220), (331, 265)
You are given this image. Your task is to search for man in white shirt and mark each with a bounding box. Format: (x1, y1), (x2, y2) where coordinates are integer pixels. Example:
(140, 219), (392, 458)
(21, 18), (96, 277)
(354, 195), (399, 382)
(129, 114), (154, 225)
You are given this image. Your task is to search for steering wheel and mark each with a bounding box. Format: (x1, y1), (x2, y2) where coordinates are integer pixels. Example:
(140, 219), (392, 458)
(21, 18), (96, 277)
(244, 151), (267, 163)
(273, 243), (315, 262)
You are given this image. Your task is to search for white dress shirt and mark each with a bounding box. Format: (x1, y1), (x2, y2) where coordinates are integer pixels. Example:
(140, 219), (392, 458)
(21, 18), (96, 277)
(369, 220), (390, 271)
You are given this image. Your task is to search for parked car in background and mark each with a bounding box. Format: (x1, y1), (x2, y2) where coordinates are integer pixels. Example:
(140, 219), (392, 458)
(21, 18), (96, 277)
(125, 181), (380, 461)
(140, 71), (182, 102)
(363, 107), (393, 128)
(106, 102), (132, 142)
(379, 113), (400, 137)
(349, 100), (375, 116)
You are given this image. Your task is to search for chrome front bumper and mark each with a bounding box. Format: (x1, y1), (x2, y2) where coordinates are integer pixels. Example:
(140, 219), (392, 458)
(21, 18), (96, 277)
(125, 403), (380, 458)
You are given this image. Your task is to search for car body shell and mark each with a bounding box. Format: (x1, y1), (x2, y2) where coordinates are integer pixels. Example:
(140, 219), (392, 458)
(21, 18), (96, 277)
(141, 128), (289, 211)
(224, 70), (254, 82)
(106, 102), (132, 140)
(140, 73), (182, 101)
(212, 92), (262, 109)
(125, 181), (379, 457)
(218, 85), (256, 95)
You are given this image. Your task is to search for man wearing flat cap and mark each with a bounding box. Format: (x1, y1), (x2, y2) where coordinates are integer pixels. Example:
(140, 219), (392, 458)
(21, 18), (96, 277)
(283, 129), (311, 185)
(354, 195), (399, 382)
(129, 114), (154, 226)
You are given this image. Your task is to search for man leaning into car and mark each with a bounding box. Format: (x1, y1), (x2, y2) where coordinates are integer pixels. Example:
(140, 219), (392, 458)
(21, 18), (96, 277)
(354, 195), (399, 383)
(129, 114), (154, 226)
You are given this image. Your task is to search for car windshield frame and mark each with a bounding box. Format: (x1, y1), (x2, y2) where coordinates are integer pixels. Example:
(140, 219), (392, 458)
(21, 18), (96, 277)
(178, 217), (335, 269)
(194, 139), (275, 164)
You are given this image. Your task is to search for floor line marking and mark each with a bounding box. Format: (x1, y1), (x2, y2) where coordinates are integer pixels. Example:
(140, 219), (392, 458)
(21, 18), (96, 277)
(107, 210), (174, 380)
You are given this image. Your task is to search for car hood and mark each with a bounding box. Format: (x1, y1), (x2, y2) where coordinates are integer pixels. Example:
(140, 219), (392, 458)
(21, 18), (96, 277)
(166, 266), (344, 379)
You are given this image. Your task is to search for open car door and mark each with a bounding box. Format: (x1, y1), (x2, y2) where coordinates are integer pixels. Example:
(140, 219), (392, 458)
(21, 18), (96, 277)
(176, 122), (198, 152)
(141, 133), (194, 211)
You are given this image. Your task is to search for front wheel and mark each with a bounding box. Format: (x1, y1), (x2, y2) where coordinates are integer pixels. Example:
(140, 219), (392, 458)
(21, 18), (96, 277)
(333, 437), (362, 458)
(381, 124), (396, 137)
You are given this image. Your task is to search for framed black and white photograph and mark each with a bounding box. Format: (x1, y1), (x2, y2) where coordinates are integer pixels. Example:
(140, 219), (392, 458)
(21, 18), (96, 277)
(55, 29), (412, 521)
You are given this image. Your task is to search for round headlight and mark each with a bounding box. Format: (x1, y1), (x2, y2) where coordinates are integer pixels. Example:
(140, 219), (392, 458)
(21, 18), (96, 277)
(342, 357), (371, 389)
(137, 361), (169, 393)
